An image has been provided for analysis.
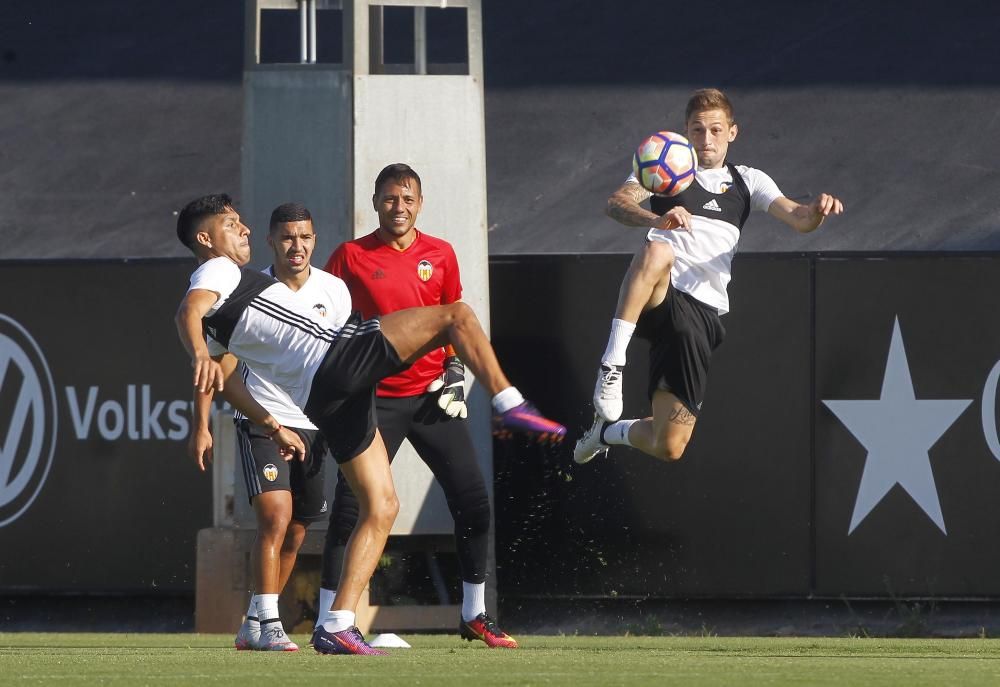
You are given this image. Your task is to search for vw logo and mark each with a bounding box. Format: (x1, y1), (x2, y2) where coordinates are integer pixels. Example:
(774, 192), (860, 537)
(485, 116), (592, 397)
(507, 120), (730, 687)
(0, 315), (57, 527)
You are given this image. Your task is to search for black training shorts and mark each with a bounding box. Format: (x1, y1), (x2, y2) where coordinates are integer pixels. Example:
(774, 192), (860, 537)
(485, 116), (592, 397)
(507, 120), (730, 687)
(235, 419), (329, 523)
(634, 287), (726, 416)
(303, 313), (408, 463)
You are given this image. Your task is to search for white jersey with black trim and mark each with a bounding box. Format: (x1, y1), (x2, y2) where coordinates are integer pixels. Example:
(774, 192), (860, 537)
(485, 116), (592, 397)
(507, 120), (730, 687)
(633, 164), (782, 314)
(189, 256), (352, 412)
(230, 265), (352, 429)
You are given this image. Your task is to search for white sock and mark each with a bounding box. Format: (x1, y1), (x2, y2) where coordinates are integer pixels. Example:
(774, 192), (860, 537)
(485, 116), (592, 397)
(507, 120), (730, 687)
(256, 593), (280, 623)
(601, 319), (636, 367)
(246, 596), (259, 623)
(316, 588), (337, 629)
(322, 609), (356, 633)
(603, 419), (638, 447)
(492, 387), (524, 414)
(462, 581), (486, 622)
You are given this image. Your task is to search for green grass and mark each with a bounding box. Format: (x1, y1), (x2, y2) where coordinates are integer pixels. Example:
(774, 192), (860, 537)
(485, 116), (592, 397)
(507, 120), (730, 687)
(3, 634), (1000, 686)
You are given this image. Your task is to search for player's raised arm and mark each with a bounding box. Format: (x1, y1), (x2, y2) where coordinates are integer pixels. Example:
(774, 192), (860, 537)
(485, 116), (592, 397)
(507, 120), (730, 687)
(606, 179), (693, 231)
(606, 179), (655, 226)
(768, 193), (844, 233)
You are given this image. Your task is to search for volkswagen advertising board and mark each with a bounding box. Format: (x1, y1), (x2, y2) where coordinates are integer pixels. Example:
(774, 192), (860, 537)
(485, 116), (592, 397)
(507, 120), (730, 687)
(0, 260), (219, 592)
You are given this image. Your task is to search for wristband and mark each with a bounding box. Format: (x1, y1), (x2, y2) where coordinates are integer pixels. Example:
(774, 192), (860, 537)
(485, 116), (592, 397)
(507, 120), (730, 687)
(266, 424), (283, 438)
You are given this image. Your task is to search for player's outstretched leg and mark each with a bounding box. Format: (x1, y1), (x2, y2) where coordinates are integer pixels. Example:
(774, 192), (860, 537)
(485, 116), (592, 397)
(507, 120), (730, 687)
(593, 363), (624, 422)
(573, 414), (610, 464)
(380, 302), (566, 443)
(593, 241), (675, 421)
(459, 612), (518, 649)
(578, 391), (696, 465)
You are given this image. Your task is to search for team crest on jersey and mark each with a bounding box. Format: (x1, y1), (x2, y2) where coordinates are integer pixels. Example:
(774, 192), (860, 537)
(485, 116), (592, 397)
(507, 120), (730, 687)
(313, 303), (327, 318)
(262, 464), (278, 482)
(417, 260), (433, 282)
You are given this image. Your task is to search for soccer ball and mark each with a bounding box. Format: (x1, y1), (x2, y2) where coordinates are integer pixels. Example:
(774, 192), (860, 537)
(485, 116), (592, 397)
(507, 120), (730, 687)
(632, 131), (697, 196)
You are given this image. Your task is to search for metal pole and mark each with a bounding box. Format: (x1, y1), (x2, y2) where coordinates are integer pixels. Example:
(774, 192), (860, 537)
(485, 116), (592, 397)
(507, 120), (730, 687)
(308, 0), (317, 64)
(370, 4), (383, 74)
(299, 0), (308, 63)
(414, 6), (426, 75)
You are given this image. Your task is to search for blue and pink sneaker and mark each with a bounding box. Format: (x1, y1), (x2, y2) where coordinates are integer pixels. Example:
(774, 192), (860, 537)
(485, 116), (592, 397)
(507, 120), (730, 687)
(493, 401), (566, 443)
(311, 626), (387, 656)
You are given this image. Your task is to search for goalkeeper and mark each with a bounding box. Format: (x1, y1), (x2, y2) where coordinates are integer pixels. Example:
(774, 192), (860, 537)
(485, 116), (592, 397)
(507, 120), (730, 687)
(320, 163), (517, 649)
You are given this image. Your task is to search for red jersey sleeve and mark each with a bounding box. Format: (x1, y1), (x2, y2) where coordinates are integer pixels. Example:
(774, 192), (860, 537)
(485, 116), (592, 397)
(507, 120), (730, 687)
(440, 242), (463, 305)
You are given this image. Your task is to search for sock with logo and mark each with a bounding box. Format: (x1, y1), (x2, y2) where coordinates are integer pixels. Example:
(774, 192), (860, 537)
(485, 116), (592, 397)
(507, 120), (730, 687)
(461, 581), (487, 623)
(603, 419), (638, 447)
(321, 609), (356, 634)
(601, 319), (636, 367)
(256, 593), (280, 624)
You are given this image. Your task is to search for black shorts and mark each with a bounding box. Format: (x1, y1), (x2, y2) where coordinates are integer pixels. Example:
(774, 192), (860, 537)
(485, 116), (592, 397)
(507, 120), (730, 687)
(634, 287), (726, 416)
(303, 313), (408, 463)
(235, 419), (329, 523)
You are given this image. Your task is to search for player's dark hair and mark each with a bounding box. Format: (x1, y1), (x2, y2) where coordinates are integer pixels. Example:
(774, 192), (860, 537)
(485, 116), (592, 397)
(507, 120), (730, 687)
(685, 88), (735, 125)
(374, 163), (422, 196)
(176, 193), (234, 250)
(269, 203), (313, 232)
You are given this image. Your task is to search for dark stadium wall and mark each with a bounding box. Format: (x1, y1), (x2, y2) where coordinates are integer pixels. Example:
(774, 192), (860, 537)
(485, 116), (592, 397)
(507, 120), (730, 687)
(3, 254), (1000, 601)
(0, 261), (211, 593)
(490, 253), (1000, 601)
(3, 1), (1000, 258)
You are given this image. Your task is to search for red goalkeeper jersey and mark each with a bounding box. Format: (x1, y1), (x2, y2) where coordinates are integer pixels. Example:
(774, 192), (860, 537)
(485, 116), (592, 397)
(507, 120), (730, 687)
(324, 229), (463, 398)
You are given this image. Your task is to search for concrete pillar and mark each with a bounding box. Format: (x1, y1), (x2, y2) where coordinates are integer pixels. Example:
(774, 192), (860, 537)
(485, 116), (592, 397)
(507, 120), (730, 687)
(234, 0), (495, 623)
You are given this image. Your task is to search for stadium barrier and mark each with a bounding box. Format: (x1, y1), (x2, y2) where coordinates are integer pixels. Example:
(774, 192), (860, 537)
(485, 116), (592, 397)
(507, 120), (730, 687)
(3, 253), (1000, 615)
(489, 253), (1000, 603)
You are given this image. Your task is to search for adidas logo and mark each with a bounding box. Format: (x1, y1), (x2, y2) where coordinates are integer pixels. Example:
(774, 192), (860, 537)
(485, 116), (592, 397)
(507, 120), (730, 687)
(702, 199), (722, 212)
(372, 269), (386, 279)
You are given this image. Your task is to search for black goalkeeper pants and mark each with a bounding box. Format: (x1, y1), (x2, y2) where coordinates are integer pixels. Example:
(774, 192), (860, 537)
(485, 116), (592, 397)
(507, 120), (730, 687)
(320, 392), (491, 588)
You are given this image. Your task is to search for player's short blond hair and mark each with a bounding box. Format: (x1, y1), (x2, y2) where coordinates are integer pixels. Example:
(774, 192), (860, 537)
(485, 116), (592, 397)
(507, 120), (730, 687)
(685, 88), (735, 125)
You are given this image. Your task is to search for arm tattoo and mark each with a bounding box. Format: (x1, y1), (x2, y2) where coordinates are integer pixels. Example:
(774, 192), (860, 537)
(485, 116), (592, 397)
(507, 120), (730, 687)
(622, 181), (653, 205)
(668, 405), (697, 426)
(607, 181), (656, 226)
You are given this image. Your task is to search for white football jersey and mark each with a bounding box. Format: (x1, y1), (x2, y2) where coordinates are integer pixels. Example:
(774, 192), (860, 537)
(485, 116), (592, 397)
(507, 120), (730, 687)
(232, 265), (352, 428)
(189, 257), (352, 412)
(633, 164), (782, 314)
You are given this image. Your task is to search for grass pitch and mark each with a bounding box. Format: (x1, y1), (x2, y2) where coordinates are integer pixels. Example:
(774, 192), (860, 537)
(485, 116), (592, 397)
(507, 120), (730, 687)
(3, 633), (1000, 686)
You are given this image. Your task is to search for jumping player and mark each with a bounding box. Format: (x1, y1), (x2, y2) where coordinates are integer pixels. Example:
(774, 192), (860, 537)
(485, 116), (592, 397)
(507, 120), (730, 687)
(174, 194), (564, 655)
(575, 88), (843, 464)
(318, 163), (517, 649)
(188, 203), (348, 651)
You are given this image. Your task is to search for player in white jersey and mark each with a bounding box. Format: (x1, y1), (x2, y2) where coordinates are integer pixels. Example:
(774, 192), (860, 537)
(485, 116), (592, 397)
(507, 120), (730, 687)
(575, 88), (844, 465)
(188, 203), (349, 651)
(174, 193), (565, 655)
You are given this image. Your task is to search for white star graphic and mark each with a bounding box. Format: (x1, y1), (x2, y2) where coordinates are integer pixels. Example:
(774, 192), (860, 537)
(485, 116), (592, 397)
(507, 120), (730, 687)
(823, 317), (971, 535)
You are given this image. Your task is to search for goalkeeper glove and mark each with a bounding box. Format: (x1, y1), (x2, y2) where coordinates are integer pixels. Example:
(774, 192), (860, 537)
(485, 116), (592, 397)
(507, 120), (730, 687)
(426, 355), (468, 418)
